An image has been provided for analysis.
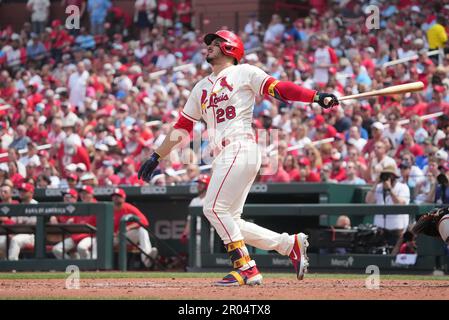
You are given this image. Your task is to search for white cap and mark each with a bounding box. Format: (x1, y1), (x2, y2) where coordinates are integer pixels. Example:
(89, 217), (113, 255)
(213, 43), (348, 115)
(76, 163), (87, 171)
(95, 143), (109, 152)
(411, 5), (420, 13)
(104, 135), (118, 147)
(65, 163), (77, 172)
(372, 121), (385, 131)
(0, 163), (9, 172)
(80, 172), (96, 181)
(436, 149), (448, 161)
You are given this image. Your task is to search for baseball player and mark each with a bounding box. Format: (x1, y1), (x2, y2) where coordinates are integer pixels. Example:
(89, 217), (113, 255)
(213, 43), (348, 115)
(8, 183), (38, 261)
(111, 188), (158, 268)
(138, 30), (339, 286)
(52, 188), (97, 259)
(412, 207), (449, 245)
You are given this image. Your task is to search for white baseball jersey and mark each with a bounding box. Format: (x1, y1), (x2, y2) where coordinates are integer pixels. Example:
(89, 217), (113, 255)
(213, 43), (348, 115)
(181, 64), (270, 148)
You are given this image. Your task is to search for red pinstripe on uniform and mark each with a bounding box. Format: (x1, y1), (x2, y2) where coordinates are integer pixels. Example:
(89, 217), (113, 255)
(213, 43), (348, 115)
(212, 142), (242, 243)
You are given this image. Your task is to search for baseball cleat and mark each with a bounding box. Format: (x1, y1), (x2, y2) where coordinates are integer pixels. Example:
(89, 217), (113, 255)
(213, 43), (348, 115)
(289, 233), (309, 280)
(215, 265), (263, 286)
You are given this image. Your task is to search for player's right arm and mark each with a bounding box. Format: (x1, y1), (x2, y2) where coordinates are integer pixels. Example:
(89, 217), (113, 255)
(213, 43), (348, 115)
(138, 86), (201, 182)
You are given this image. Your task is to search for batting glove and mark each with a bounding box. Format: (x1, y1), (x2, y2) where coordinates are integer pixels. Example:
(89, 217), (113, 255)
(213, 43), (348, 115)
(137, 152), (161, 182)
(314, 92), (339, 109)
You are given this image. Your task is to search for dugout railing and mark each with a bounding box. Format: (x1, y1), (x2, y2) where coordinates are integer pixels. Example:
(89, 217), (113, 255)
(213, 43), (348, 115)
(187, 204), (448, 273)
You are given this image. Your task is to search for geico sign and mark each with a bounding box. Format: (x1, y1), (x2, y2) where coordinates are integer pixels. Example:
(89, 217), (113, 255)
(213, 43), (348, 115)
(141, 186), (167, 195)
(154, 220), (185, 239)
(250, 184), (268, 193)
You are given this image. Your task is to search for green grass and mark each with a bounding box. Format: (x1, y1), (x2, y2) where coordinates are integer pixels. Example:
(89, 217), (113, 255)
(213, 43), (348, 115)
(0, 271), (446, 281)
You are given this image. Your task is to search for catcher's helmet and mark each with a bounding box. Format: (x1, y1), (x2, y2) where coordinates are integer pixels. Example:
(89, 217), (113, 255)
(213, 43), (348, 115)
(197, 174), (211, 186)
(204, 30), (244, 64)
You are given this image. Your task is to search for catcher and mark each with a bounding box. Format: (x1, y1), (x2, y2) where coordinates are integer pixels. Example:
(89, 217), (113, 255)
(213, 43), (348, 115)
(412, 207), (449, 244)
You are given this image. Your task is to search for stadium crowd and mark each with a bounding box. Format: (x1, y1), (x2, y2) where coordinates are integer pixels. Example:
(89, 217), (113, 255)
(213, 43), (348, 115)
(0, 0), (448, 206)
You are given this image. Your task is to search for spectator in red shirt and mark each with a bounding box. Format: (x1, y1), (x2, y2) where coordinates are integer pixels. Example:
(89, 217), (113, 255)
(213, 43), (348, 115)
(58, 138), (91, 174)
(298, 157), (320, 182)
(260, 156), (291, 183)
(156, 0), (174, 30)
(283, 154), (300, 182)
(119, 157), (143, 186)
(329, 151), (347, 182)
(176, 0), (192, 29)
(395, 131), (424, 158)
(111, 188), (158, 268)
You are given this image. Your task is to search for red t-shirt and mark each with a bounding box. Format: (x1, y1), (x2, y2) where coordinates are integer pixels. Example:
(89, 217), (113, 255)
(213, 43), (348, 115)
(157, 0), (174, 20)
(113, 202), (149, 233)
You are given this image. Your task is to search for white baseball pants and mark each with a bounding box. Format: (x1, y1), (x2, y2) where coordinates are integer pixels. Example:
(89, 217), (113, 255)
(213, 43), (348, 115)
(114, 227), (157, 266)
(8, 234), (34, 260)
(203, 140), (295, 256)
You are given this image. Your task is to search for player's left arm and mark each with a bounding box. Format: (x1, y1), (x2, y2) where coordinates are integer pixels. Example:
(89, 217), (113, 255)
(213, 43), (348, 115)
(262, 76), (339, 109)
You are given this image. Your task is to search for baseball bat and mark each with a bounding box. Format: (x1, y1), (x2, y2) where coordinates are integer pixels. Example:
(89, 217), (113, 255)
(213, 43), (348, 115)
(324, 81), (424, 105)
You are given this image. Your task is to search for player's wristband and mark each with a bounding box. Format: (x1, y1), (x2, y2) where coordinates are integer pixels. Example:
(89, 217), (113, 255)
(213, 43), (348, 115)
(151, 152), (161, 162)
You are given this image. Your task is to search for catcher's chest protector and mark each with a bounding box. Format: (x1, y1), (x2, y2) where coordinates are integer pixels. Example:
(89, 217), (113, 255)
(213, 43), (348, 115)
(438, 214), (449, 243)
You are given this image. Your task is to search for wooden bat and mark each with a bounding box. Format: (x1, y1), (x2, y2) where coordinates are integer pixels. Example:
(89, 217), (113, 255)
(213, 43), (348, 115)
(324, 81), (424, 105)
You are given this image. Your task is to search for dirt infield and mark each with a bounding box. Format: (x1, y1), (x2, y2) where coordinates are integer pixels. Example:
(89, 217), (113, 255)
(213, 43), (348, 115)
(1, 276), (448, 299)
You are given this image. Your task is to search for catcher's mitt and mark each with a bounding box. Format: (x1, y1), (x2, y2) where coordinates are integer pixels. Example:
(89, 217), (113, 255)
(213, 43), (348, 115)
(412, 207), (449, 238)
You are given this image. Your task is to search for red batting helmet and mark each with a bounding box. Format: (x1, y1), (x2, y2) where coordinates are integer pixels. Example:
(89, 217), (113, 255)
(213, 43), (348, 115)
(197, 174), (210, 187)
(204, 30), (244, 64)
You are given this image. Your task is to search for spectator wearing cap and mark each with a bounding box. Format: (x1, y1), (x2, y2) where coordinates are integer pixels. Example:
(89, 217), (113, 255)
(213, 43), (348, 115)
(80, 172), (97, 187)
(8, 183), (38, 261)
(111, 188), (158, 268)
(119, 157), (143, 186)
(87, 0), (111, 35)
(58, 137), (91, 174)
(329, 151), (346, 182)
(91, 143), (110, 171)
(68, 62), (89, 113)
(26, 0), (50, 35)
(297, 157), (320, 182)
(362, 122), (385, 155)
(341, 161), (366, 185)
(124, 125), (145, 157)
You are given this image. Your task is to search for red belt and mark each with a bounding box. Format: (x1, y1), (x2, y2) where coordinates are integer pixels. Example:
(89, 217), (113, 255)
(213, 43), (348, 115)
(221, 134), (255, 147)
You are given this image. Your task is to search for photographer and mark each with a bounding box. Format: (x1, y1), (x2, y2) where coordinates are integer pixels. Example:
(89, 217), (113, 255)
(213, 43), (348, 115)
(365, 164), (411, 247)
